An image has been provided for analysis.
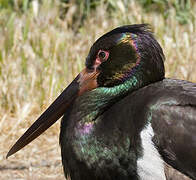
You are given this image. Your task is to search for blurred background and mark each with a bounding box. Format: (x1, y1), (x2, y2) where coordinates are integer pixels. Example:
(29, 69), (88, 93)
(0, 0), (195, 179)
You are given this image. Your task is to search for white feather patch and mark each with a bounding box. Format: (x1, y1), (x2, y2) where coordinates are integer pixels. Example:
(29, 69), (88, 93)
(137, 123), (166, 180)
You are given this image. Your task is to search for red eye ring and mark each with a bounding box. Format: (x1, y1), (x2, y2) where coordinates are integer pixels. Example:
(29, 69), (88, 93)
(97, 50), (109, 62)
(94, 50), (109, 69)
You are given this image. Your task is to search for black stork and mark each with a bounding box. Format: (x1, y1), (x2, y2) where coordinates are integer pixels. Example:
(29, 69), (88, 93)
(7, 24), (196, 180)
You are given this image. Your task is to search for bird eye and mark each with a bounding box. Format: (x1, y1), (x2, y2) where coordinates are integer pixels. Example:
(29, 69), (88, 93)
(98, 50), (109, 62)
(99, 51), (106, 59)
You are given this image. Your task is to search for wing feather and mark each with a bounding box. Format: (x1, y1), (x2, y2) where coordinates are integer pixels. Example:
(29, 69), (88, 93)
(149, 79), (196, 179)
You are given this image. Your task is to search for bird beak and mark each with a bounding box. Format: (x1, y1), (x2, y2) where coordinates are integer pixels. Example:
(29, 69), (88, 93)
(6, 68), (99, 158)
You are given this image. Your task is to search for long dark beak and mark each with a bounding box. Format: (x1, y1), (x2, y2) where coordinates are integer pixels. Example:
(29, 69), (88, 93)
(7, 68), (99, 158)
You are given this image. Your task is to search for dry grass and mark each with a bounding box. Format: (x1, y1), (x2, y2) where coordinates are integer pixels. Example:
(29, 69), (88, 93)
(0, 0), (195, 179)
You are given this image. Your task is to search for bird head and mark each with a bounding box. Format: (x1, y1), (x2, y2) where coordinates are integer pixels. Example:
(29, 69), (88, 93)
(86, 24), (165, 88)
(7, 24), (165, 158)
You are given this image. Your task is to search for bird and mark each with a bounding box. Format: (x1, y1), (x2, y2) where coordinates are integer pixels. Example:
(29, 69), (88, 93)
(7, 24), (196, 180)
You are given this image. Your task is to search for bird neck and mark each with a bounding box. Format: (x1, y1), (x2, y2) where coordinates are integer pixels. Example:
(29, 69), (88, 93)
(75, 74), (143, 124)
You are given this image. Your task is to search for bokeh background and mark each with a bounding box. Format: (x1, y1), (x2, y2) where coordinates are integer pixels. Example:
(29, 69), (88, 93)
(0, 0), (195, 179)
